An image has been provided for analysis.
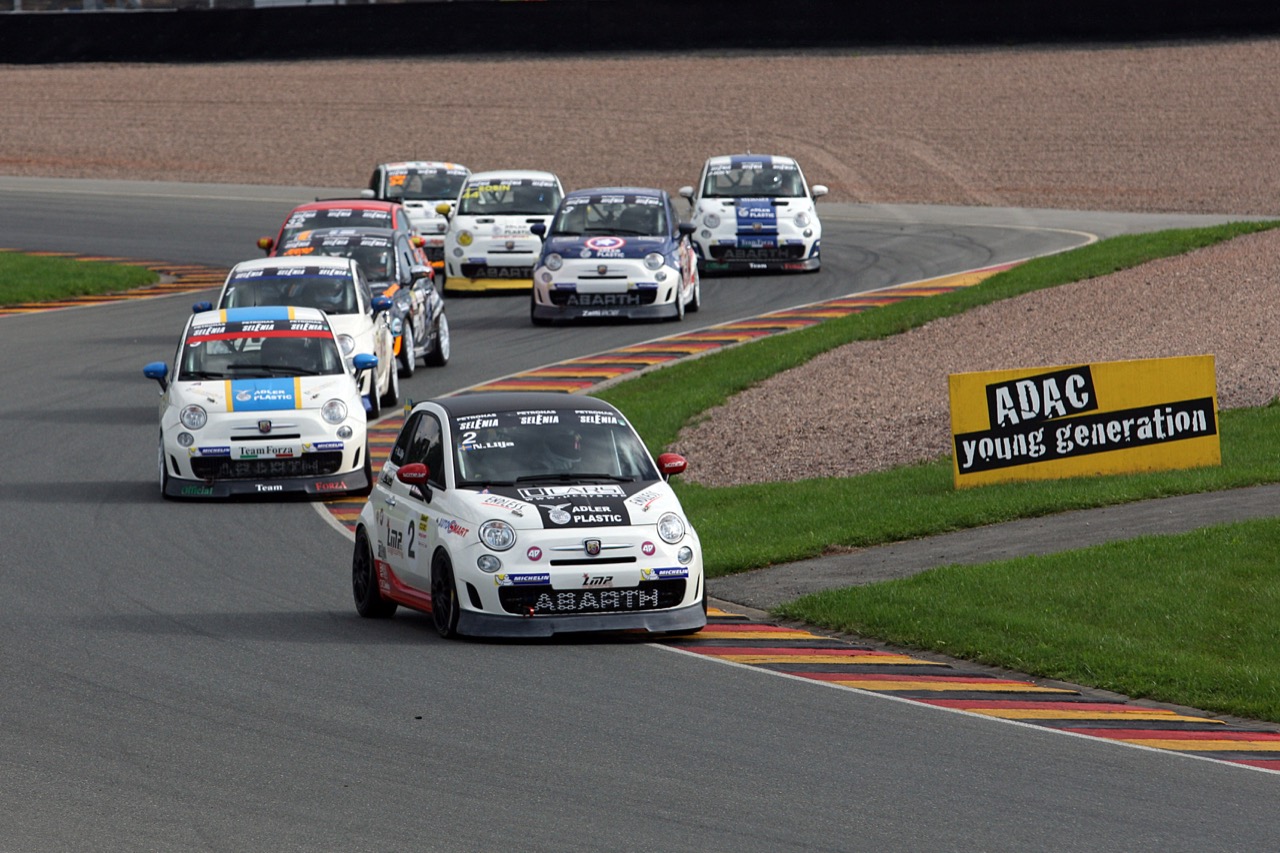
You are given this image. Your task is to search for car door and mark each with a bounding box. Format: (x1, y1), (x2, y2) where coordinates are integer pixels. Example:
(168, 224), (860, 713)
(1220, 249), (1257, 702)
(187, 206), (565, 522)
(354, 264), (394, 390)
(381, 410), (450, 590)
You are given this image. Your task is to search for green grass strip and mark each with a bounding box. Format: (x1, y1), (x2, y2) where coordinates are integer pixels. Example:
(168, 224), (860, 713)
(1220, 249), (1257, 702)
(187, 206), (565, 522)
(0, 252), (159, 305)
(777, 518), (1280, 724)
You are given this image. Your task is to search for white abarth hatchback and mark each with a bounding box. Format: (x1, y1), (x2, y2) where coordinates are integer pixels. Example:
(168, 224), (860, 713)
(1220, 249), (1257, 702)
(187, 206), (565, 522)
(208, 256), (400, 418)
(143, 306), (377, 499)
(363, 160), (471, 270)
(679, 153), (828, 274)
(438, 169), (564, 292)
(352, 392), (706, 638)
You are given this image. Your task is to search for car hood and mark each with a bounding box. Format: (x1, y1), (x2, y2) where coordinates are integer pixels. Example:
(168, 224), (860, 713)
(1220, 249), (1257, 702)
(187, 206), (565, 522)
(543, 235), (671, 260)
(459, 480), (684, 530)
(171, 375), (357, 413)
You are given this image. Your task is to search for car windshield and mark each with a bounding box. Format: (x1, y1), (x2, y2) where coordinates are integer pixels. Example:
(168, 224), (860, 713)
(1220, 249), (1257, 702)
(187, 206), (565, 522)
(179, 320), (344, 380)
(280, 208), (394, 242)
(551, 195), (667, 236)
(450, 407), (659, 486)
(701, 163), (804, 198)
(385, 167), (468, 201)
(456, 179), (562, 216)
(282, 239), (396, 284)
(221, 268), (360, 315)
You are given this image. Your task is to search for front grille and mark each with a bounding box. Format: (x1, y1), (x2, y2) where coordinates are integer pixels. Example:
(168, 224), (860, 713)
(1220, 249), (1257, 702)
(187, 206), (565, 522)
(711, 244), (806, 261)
(460, 263), (532, 279)
(190, 452), (345, 480)
(550, 290), (656, 307)
(497, 580), (686, 615)
(425, 247), (445, 262)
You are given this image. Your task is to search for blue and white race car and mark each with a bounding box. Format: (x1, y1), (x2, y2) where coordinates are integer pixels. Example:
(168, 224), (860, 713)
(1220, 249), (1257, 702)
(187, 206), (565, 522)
(143, 306), (377, 499)
(529, 187), (700, 324)
(679, 154), (828, 274)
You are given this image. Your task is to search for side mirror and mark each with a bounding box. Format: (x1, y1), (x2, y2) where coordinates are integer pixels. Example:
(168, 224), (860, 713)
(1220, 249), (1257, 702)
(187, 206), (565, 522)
(435, 202), (452, 217)
(257, 236), (275, 253)
(352, 353), (378, 373)
(677, 221), (696, 237)
(811, 184), (829, 199)
(397, 461), (433, 501)
(143, 361), (169, 391)
(371, 295), (393, 314)
(409, 264), (432, 282)
(192, 300), (213, 313)
(360, 188), (375, 199)
(678, 186), (694, 201)
(410, 235), (425, 248)
(657, 452), (687, 480)
(530, 222), (547, 238)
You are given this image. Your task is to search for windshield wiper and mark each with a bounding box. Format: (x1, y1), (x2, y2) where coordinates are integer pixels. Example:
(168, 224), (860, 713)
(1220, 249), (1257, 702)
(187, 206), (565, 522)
(515, 472), (634, 483)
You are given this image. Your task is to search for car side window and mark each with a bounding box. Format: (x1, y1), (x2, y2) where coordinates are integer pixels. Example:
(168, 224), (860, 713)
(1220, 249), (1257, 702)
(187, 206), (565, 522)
(406, 414), (445, 487)
(389, 412), (421, 467)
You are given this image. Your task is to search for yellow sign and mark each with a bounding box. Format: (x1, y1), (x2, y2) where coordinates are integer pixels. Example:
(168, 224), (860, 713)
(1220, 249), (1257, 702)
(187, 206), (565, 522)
(948, 355), (1220, 488)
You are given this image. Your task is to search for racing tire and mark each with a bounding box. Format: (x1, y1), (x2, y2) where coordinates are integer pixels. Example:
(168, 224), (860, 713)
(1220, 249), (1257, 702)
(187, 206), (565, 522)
(430, 550), (461, 639)
(365, 369), (382, 420)
(530, 299), (551, 327)
(353, 528), (397, 619)
(380, 360), (399, 409)
(398, 324), (416, 379)
(425, 313), (450, 367)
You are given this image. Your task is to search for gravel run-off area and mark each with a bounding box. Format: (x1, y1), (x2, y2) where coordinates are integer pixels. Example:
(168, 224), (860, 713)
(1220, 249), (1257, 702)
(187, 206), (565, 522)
(3, 39), (1279, 485)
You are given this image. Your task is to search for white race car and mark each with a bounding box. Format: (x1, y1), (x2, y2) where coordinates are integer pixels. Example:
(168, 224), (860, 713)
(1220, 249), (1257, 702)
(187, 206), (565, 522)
(352, 392), (707, 638)
(362, 160), (471, 271)
(679, 153), (828, 273)
(207, 256), (400, 418)
(438, 169), (564, 292)
(530, 186), (700, 324)
(143, 306), (377, 499)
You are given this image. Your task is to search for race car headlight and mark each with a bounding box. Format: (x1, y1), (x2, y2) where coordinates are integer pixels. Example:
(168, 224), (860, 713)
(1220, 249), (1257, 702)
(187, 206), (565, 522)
(678, 546), (694, 565)
(321, 399), (348, 424)
(390, 316), (404, 335)
(179, 404), (207, 430)
(479, 519), (516, 551)
(477, 554), (502, 573)
(643, 252), (665, 271)
(657, 512), (686, 544)
(794, 211), (811, 228)
(337, 334), (355, 355)
(457, 230), (473, 247)
(703, 212), (721, 229)
(544, 253), (563, 271)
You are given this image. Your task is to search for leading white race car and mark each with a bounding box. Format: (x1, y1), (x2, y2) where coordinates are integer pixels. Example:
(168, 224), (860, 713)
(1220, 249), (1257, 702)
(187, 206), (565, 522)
(352, 392), (706, 638)
(438, 169), (564, 292)
(205, 256), (400, 418)
(679, 153), (828, 274)
(143, 306), (377, 499)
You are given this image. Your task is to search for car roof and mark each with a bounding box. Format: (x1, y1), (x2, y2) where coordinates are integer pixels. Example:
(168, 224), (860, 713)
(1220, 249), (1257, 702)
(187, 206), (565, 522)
(564, 186), (668, 201)
(465, 169), (561, 184)
(290, 199), (404, 213)
(427, 392), (620, 420)
(190, 305), (332, 327)
(382, 161), (469, 172)
(229, 255), (357, 274)
(703, 153), (800, 169)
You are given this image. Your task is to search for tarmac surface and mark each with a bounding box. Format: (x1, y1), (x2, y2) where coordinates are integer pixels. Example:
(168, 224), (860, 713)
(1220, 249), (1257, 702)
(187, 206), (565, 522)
(709, 483), (1280, 610)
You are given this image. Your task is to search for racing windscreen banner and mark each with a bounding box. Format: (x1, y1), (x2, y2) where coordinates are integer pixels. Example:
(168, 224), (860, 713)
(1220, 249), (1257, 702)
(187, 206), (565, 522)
(948, 354), (1220, 488)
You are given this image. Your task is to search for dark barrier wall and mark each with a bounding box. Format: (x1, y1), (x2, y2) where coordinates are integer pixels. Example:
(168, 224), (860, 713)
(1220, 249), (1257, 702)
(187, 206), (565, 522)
(3, 0), (1280, 63)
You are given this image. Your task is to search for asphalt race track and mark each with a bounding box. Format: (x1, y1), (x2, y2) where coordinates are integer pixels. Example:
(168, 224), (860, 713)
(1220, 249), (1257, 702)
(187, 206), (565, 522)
(1, 177), (1275, 852)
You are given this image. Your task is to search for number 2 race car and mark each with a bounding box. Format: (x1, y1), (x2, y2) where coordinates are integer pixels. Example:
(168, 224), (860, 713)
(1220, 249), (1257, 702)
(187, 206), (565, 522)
(352, 392), (706, 638)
